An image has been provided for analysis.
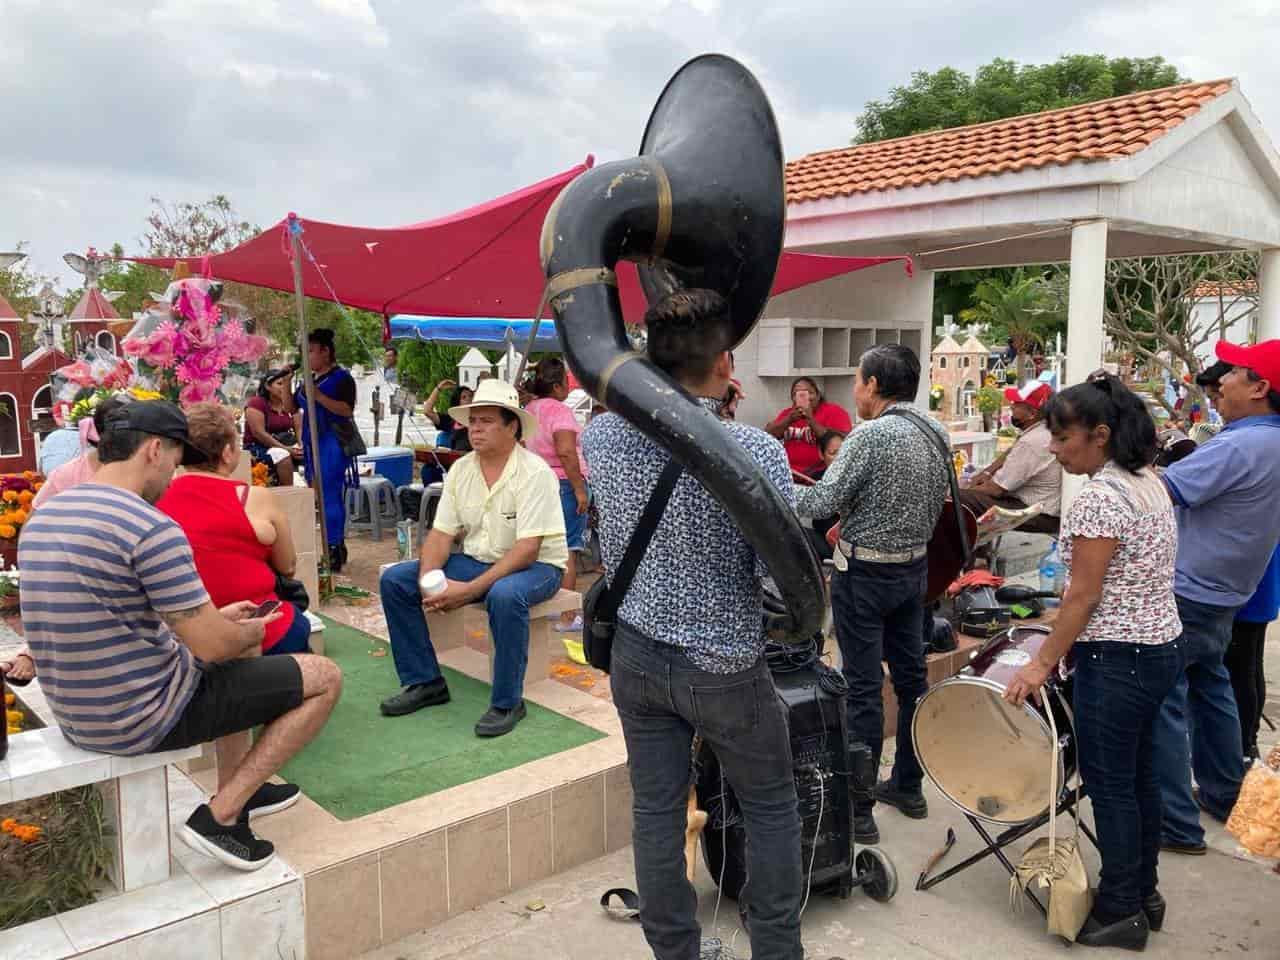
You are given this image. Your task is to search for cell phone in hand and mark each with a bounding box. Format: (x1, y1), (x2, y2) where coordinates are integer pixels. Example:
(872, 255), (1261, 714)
(251, 600), (281, 619)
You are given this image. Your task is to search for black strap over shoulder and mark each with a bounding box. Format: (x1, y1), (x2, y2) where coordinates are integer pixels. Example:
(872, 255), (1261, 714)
(598, 459), (684, 622)
(882, 407), (973, 571)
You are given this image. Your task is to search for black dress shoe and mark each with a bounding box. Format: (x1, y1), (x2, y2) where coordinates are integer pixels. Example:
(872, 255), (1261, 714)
(853, 813), (880, 846)
(1142, 892), (1166, 932)
(475, 701), (527, 738)
(1076, 910), (1149, 950)
(874, 779), (928, 819)
(380, 680), (450, 716)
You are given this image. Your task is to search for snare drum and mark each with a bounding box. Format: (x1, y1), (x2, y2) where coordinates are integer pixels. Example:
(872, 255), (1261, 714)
(912, 625), (1075, 825)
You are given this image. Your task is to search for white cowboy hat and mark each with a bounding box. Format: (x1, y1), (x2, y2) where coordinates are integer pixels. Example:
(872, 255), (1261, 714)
(448, 379), (539, 439)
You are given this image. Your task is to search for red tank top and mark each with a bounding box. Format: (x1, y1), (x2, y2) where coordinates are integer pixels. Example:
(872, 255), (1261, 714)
(157, 474), (296, 651)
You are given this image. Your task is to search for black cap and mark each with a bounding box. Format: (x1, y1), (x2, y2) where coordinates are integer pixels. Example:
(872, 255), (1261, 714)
(103, 400), (205, 465)
(1194, 360), (1231, 388)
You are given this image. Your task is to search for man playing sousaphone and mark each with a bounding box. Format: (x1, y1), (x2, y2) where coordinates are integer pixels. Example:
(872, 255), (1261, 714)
(795, 344), (949, 846)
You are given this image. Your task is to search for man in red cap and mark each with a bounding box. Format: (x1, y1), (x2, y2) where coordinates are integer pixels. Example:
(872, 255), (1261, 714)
(1154, 338), (1280, 855)
(959, 381), (1062, 535)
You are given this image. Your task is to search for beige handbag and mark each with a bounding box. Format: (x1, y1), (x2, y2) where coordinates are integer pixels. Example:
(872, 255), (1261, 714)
(1009, 690), (1092, 941)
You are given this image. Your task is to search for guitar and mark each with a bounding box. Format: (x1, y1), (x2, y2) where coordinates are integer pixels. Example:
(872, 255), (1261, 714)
(925, 499), (979, 603)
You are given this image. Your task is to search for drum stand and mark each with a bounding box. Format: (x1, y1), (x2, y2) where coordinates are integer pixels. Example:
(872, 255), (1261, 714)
(915, 787), (1099, 915)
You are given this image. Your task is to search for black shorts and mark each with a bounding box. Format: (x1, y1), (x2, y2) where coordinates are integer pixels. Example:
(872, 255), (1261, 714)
(156, 656), (305, 751)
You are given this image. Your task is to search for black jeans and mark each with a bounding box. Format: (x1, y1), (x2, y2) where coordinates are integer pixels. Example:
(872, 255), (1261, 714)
(829, 556), (927, 810)
(611, 624), (803, 960)
(1225, 619), (1268, 758)
(1074, 640), (1183, 919)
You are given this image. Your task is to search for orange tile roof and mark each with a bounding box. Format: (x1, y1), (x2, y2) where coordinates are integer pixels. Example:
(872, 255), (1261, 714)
(1192, 279), (1257, 299)
(786, 79), (1234, 203)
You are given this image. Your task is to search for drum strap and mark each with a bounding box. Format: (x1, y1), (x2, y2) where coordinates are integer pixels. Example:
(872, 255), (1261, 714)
(1043, 688), (1081, 856)
(882, 408), (974, 572)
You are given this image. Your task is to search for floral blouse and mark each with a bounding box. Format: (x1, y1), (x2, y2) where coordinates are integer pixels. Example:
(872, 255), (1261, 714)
(1063, 461), (1181, 645)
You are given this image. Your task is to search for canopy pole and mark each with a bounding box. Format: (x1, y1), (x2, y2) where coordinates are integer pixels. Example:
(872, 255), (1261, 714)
(290, 223), (333, 587)
(512, 289), (549, 385)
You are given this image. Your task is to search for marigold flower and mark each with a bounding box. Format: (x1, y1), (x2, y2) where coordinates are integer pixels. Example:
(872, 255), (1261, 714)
(0, 525), (15, 540)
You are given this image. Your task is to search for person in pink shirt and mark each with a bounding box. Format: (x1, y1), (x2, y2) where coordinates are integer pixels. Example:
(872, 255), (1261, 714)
(32, 396), (129, 511)
(524, 359), (588, 629)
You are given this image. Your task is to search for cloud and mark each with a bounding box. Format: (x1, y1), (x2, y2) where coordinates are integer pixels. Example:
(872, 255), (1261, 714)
(2, 0), (1278, 284)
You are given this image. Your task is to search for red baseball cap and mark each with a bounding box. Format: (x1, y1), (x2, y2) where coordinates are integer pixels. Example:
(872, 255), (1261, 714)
(1215, 339), (1280, 386)
(1003, 382), (1053, 410)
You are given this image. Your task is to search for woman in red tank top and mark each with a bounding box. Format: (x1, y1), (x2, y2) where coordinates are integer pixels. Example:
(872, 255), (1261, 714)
(157, 404), (310, 655)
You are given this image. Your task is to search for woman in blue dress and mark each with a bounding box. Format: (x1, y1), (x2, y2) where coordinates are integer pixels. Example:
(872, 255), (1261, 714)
(296, 329), (358, 572)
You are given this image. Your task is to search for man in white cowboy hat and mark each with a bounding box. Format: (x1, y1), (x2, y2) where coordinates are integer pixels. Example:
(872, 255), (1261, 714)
(958, 380), (1062, 535)
(378, 379), (568, 737)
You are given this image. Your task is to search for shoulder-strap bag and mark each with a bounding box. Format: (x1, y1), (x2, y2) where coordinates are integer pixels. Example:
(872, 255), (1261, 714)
(581, 459), (683, 673)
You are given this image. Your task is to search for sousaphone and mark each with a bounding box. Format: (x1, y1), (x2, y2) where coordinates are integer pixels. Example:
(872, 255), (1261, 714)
(540, 54), (825, 639)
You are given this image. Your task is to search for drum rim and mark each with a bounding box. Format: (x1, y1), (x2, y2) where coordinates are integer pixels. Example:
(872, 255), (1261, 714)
(911, 674), (1067, 826)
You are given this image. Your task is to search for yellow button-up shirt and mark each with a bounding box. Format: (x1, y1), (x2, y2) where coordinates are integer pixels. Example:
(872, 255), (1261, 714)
(433, 444), (568, 570)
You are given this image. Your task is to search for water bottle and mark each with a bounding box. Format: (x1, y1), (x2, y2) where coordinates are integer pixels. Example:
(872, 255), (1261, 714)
(1039, 540), (1065, 607)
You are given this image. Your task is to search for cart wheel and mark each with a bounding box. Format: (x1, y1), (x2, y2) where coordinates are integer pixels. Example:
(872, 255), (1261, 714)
(856, 847), (899, 903)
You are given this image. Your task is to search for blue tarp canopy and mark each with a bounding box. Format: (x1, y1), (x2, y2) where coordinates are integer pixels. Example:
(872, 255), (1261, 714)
(388, 315), (561, 351)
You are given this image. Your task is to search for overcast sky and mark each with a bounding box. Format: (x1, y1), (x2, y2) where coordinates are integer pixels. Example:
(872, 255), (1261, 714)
(4, 0), (1279, 284)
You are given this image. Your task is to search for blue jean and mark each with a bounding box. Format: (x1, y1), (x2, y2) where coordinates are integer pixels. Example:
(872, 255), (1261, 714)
(380, 556), (562, 709)
(1153, 594), (1245, 846)
(829, 556), (928, 807)
(558, 479), (587, 551)
(1074, 640), (1182, 918)
(610, 624), (802, 960)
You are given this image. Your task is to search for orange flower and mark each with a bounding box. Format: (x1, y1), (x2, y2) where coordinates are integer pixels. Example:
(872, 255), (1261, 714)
(3, 693), (13, 706)
(12, 824), (41, 843)
(1, 818), (16, 833)
(17, 490), (33, 505)
(32, 481), (43, 491)
(0, 524), (15, 540)
(1, 491), (16, 503)
(8, 509), (27, 526)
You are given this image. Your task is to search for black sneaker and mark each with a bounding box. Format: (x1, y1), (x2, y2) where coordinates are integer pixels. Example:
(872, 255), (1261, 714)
(475, 701), (527, 738)
(853, 813), (880, 846)
(874, 779), (929, 819)
(179, 804), (275, 871)
(245, 782), (302, 820)
(380, 679), (450, 716)
(1160, 838), (1207, 856)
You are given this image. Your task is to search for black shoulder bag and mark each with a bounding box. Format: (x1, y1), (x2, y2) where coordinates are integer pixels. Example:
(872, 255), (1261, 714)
(582, 460), (683, 673)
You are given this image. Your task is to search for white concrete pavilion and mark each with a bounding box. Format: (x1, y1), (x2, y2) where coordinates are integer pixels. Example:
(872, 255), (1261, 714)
(733, 78), (1280, 428)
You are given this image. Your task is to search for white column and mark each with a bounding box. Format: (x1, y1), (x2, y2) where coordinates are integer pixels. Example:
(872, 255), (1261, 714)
(1258, 248), (1280, 343)
(1065, 219), (1109, 385)
(1061, 219), (1110, 516)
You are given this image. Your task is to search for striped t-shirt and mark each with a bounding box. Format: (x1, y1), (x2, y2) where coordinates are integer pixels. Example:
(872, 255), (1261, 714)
(18, 484), (208, 755)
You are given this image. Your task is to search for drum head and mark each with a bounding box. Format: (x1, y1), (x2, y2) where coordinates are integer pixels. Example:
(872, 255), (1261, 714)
(912, 678), (1064, 825)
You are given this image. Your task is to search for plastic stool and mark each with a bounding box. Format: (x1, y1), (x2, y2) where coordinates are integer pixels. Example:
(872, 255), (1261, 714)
(345, 476), (397, 541)
(414, 482), (444, 549)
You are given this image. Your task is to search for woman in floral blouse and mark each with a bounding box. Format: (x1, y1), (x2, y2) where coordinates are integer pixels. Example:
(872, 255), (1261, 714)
(1005, 372), (1181, 952)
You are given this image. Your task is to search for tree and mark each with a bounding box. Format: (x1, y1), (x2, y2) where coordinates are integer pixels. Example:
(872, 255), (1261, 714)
(855, 55), (1187, 144)
(1103, 253), (1258, 414)
(963, 269), (1066, 374)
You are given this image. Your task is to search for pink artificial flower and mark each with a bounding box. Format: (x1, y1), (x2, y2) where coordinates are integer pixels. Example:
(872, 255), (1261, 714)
(179, 379), (219, 405)
(240, 334), (269, 362)
(175, 348), (225, 385)
(56, 360), (96, 387)
(122, 337), (148, 358)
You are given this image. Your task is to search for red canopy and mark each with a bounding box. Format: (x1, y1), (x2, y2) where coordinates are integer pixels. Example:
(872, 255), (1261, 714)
(125, 157), (910, 327)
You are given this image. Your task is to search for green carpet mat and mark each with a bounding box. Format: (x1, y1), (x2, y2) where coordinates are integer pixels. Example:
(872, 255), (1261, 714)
(279, 616), (606, 820)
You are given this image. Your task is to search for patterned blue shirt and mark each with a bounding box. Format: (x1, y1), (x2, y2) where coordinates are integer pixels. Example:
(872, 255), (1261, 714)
(582, 397), (794, 674)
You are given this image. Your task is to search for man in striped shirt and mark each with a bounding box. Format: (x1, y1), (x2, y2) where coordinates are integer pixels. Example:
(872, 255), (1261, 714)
(19, 401), (342, 871)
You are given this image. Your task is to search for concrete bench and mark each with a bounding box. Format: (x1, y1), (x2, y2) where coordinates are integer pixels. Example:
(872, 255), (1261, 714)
(1, 725), (201, 892)
(428, 589), (582, 686)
